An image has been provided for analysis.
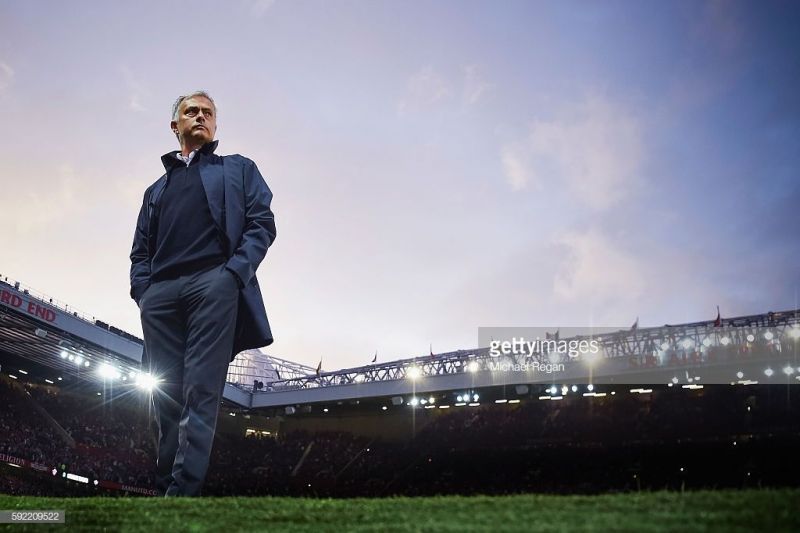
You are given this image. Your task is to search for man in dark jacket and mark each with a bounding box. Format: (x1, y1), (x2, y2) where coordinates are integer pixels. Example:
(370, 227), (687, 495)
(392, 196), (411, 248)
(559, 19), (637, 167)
(129, 90), (276, 496)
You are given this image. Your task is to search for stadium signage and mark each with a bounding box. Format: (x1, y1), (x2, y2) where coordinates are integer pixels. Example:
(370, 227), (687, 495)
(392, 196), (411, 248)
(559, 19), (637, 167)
(97, 480), (158, 496)
(0, 452), (158, 496)
(0, 288), (57, 323)
(0, 453), (26, 467)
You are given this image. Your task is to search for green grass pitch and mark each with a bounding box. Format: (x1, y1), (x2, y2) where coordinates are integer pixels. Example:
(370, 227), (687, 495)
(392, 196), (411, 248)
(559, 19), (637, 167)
(1, 489), (798, 532)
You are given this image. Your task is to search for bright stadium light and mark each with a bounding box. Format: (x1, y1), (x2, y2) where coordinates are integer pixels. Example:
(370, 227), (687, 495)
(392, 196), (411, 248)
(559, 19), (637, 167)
(587, 384), (594, 392)
(789, 327), (800, 340)
(764, 368), (774, 377)
(720, 337), (731, 346)
(68, 354), (74, 361)
(456, 395), (463, 402)
(702, 337), (712, 347)
(407, 366), (422, 380)
(467, 361), (479, 373)
(136, 373), (158, 391)
(84, 361), (90, 368)
(60, 350), (68, 359)
(472, 393), (479, 402)
(571, 385), (578, 393)
(549, 386), (558, 395)
(736, 371), (744, 379)
(681, 339), (693, 349)
(409, 397), (419, 406)
(764, 331), (774, 341)
(74, 356), (83, 365)
(561, 385), (569, 396)
(660, 342), (670, 351)
(783, 365), (794, 376)
(98, 362), (118, 380)
(671, 377), (679, 384)
(746, 334), (755, 342)
(428, 396), (435, 404)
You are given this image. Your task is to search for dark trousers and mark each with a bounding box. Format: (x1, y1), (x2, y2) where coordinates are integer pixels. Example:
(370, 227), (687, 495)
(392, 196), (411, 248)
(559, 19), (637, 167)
(139, 263), (239, 496)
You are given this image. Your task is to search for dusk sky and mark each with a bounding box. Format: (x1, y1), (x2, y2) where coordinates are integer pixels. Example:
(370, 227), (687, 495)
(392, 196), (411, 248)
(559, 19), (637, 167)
(1, 1), (798, 371)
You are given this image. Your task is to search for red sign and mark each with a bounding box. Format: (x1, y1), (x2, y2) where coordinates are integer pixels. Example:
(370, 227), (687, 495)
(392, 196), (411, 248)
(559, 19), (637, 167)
(0, 288), (57, 323)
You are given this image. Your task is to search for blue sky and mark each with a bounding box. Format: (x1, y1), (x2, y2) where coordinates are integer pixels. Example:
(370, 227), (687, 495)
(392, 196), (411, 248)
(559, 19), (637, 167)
(0, 0), (797, 370)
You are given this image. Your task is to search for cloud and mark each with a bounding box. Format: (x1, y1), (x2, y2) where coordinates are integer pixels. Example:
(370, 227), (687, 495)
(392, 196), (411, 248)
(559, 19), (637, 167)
(120, 65), (149, 113)
(500, 94), (645, 210)
(552, 228), (645, 306)
(398, 64), (491, 116)
(462, 64), (491, 106)
(398, 66), (451, 115)
(249, 0), (276, 19)
(0, 61), (14, 91)
(129, 95), (146, 112)
(0, 163), (81, 235)
(430, 227), (649, 333)
(500, 144), (533, 191)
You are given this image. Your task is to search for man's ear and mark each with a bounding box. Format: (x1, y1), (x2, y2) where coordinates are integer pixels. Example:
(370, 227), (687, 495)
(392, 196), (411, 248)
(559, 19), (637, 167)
(170, 120), (178, 134)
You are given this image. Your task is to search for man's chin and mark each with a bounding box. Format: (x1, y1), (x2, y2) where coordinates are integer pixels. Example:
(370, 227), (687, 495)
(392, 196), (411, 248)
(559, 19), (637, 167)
(187, 132), (212, 144)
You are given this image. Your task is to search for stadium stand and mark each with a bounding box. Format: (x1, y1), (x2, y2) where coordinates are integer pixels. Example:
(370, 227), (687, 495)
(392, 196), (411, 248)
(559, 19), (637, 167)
(1, 373), (798, 497)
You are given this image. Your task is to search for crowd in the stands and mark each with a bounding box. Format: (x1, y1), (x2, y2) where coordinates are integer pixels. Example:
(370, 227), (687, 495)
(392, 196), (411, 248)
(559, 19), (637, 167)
(1, 375), (798, 497)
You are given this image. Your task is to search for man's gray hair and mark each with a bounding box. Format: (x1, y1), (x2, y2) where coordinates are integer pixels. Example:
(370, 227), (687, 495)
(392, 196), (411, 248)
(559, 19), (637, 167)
(171, 90), (216, 122)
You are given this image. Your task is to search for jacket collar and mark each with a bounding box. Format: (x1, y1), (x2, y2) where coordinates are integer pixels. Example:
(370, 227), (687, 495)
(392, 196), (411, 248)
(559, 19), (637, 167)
(160, 140), (219, 172)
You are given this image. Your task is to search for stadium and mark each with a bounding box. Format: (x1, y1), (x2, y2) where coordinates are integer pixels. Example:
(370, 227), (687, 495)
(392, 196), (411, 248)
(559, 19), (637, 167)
(1, 273), (798, 530)
(4, 2), (800, 531)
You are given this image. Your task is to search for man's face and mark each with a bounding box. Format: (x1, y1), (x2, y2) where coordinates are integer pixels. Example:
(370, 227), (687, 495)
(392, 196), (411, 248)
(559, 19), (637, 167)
(171, 96), (216, 147)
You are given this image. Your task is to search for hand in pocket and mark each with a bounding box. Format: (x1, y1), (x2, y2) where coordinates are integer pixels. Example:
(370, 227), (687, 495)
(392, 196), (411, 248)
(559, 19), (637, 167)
(222, 267), (242, 290)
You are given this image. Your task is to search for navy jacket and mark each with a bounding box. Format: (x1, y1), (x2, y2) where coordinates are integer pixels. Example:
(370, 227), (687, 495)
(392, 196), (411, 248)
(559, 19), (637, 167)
(129, 141), (276, 361)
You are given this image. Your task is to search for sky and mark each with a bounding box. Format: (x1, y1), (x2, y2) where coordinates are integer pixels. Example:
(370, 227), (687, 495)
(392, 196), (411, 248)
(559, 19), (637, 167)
(0, 0), (798, 371)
